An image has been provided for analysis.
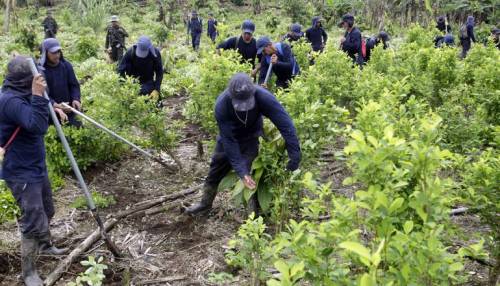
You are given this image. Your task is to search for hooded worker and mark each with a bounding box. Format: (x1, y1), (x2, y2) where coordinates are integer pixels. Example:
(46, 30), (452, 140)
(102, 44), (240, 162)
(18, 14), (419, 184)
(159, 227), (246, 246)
(0, 56), (68, 286)
(118, 35), (163, 98)
(42, 10), (58, 39)
(41, 38), (82, 127)
(460, 16), (476, 58)
(183, 73), (301, 216)
(305, 16), (328, 52)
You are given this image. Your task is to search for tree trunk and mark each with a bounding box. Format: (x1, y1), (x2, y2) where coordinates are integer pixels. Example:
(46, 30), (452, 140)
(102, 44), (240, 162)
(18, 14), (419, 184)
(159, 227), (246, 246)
(3, 0), (11, 34)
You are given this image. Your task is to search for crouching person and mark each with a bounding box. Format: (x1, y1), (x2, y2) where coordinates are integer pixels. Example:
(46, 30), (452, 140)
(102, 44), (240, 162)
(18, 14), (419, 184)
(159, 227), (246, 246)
(0, 56), (67, 286)
(183, 73), (301, 216)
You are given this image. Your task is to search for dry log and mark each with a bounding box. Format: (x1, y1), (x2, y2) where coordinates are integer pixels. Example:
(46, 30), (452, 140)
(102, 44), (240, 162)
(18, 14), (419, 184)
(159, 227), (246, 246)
(450, 207), (469, 216)
(44, 185), (202, 286)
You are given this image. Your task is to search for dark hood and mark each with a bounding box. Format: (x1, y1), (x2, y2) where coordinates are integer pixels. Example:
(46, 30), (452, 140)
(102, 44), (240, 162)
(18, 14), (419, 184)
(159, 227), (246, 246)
(312, 16), (321, 28)
(1, 56), (35, 98)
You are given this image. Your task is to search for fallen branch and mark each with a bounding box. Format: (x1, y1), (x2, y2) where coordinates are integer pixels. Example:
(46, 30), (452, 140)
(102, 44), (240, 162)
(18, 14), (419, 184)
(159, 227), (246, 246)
(135, 275), (187, 285)
(450, 207), (469, 216)
(44, 184), (202, 286)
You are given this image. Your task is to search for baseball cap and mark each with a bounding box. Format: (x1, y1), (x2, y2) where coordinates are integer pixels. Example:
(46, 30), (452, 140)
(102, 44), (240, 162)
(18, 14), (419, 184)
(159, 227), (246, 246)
(229, 73), (256, 112)
(241, 20), (255, 34)
(110, 15), (119, 22)
(43, 38), (62, 53)
(136, 36), (152, 58)
(256, 36), (272, 55)
(338, 14), (355, 27)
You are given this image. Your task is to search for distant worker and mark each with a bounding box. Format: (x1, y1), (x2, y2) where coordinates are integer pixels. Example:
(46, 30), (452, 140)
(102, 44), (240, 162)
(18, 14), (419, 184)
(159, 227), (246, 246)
(188, 10), (203, 51)
(436, 16), (452, 33)
(207, 12), (218, 43)
(105, 15), (129, 63)
(40, 38), (82, 127)
(491, 28), (500, 49)
(0, 56), (68, 286)
(256, 36), (300, 89)
(459, 16), (476, 58)
(42, 10), (58, 39)
(305, 17), (328, 52)
(364, 31), (390, 62)
(339, 14), (364, 66)
(217, 20), (259, 77)
(434, 16), (453, 48)
(283, 23), (304, 45)
(182, 73), (301, 216)
(118, 36), (163, 99)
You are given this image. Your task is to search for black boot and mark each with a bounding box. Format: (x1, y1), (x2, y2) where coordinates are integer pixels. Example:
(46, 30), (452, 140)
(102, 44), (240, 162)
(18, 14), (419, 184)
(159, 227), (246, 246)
(184, 185), (217, 215)
(21, 236), (43, 286)
(247, 194), (260, 217)
(39, 232), (68, 256)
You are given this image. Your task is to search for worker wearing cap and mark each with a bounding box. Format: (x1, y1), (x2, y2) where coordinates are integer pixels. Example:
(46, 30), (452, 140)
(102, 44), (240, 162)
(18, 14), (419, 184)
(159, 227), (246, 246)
(118, 36), (163, 99)
(283, 23), (304, 46)
(105, 15), (129, 63)
(183, 73), (301, 216)
(339, 14), (364, 66)
(256, 36), (300, 89)
(305, 16), (328, 52)
(41, 38), (82, 127)
(217, 20), (258, 69)
(207, 12), (218, 43)
(188, 10), (203, 51)
(42, 10), (58, 39)
(0, 56), (68, 286)
(364, 31), (390, 62)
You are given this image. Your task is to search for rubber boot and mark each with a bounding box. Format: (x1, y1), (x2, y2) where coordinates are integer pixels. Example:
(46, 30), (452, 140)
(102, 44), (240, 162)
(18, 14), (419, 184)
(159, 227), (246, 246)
(247, 194), (260, 217)
(184, 185), (217, 215)
(39, 232), (68, 255)
(21, 236), (43, 286)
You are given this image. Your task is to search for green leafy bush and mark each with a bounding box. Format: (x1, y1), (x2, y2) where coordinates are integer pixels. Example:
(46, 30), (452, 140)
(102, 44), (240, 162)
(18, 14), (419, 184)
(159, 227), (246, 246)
(70, 191), (116, 210)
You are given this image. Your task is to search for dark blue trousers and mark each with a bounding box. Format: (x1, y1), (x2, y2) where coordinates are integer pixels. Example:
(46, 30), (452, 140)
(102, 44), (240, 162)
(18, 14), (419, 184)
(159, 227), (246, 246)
(191, 33), (201, 50)
(209, 32), (217, 43)
(7, 176), (54, 239)
(205, 137), (259, 189)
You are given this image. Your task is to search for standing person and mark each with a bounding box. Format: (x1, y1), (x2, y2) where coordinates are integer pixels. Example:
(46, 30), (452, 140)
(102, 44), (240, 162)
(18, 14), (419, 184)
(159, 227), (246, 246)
(207, 12), (218, 43)
(40, 38), (81, 127)
(364, 31), (390, 62)
(42, 10), (58, 39)
(188, 11), (203, 51)
(118, 36), (163, 98)
(0, 56), (68, 286)
(305, 16), (328, 52)
(339, 14), (363, 66)
(491, 27), (500, 49)
(182, 73), (301, 216)
(217, 20), (259, 74)
(459, 16), (476, 59)
(283, 23), (304, 46)
(256, 36), (300, 89)
(105, 15), (129, 63)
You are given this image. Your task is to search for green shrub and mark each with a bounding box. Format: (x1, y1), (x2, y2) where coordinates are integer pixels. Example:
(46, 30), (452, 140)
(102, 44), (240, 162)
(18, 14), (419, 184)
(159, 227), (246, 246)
(70, 191), (116, 210)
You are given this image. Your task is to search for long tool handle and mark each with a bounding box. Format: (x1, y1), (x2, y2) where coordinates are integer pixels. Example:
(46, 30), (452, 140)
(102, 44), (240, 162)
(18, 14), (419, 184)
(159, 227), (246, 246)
(27, 58), (121, 257)
(60, 103), (178, 171)
(263, 62), (273, 86)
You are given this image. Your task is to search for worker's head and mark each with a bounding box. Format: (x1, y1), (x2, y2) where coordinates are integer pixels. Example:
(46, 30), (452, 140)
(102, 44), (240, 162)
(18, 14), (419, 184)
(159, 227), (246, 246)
(110, 15), (119, 28)
(437, 16), (445, 23)
(312, 16), (322, 28)
(241, 20), (255, 43)
(290, 23), (302, 37)
(256, 36), (274, 56)
(339, 14), (354, 30)
(136, 36), (156, 58)
(229, 73), (256, 112)
(42, 38), (62, 66)
(208, 12), (214, 19)
(191, 10), (198, 17)
(4, 55), (35, 95)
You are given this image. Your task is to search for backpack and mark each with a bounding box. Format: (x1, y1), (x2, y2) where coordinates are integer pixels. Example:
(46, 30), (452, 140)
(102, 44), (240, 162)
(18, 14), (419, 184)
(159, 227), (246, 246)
(191, 18), (202, 34)
(233, 36), (241, 50)
(275, 43), (300, 76)
(459, 24), (468, 39)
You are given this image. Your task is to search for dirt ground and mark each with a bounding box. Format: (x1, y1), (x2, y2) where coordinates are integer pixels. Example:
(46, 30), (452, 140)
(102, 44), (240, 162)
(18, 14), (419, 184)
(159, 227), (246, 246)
(0, 94), (494, 285)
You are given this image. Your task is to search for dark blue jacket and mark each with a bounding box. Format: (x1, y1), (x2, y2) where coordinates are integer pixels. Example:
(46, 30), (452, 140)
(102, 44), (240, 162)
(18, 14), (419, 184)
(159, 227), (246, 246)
(258, 42), (299, 87)
(214, 87), (301, 178)
(217, 36), (258, 66)
(188, 17), (203, 35)
(0, 86), (50, 183)
(207, 19), (217, 36)
(118, 46), (163, 95)
(305, 17), (328, 51)
(43, 58), (81, 105)
(342, 27), (363, 64)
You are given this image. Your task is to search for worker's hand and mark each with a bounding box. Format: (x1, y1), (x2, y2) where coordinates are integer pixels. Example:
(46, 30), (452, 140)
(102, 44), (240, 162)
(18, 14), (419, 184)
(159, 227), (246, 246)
(150, 90), (160, 101)
(54, 102), (72, 113)
(242, 175), (256, 190)
(72, 100), (81, 111)
(261, 83), (268, 89)
(107, 47), (112, 53)
(32, 75), (46, 97)
(251, 68), (258, 77)
(0, 147), (5, 161)
(54, 107), (68, 123)
(271, 54), (278, 64)
(340, 37), (346, 43)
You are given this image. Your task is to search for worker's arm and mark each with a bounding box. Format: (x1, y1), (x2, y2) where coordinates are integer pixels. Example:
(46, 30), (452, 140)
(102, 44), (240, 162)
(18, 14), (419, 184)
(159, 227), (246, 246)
(217, 37), (237, 50)
(153, 50), (164, 92)
(322, 28), (328, 45)
(66, 62), (81, 103)
(117, 49), (132, 77)
(273, 44), (293, 73)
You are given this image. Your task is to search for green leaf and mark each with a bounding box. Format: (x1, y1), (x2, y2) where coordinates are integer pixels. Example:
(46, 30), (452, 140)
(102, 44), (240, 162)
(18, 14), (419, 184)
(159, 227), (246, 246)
(388, 198), (404, 214)
(351, 130), (365, 142)
(339, 241), (371, 261)
(403, 221), (414, 234)
(257, 185), (273, 212)
(359, 273), (375, 286)
(218, 172), (239, 192)
(449, 262), (464, 272)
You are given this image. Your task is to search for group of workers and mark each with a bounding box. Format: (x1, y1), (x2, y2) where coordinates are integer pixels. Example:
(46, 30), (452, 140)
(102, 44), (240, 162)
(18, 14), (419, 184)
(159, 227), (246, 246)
(1, 9), (499, 286)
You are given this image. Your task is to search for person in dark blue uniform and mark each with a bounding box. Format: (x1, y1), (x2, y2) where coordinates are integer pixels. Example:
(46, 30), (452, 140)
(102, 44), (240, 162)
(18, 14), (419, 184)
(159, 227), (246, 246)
(460, 16), (476, 58)
(339, 14), (364, 66)
(207, 12), (218, 43)
(188, 10), (203, 51)
(183, 73), (301, 216)
(283, 23), (304, 45)
(364, 31), (390, 62)
(305, 17), (327, 52)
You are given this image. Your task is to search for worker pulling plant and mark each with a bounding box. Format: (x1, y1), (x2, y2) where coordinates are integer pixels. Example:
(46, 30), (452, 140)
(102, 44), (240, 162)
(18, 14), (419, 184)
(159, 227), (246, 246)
(183, 73), (301, 216)
(0, 56), (68, 286)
